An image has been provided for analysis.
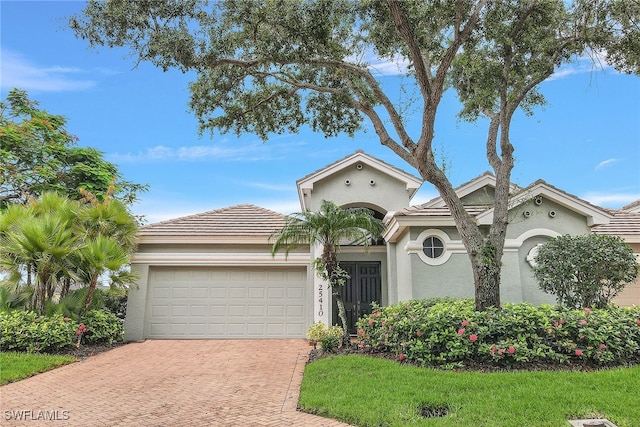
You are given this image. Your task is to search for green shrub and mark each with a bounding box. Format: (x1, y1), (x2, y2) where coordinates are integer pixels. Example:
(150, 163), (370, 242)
(306, 321), (344, 351)
(534, 234), (638, 308)
(101, 288), (127, 317)
(0, 310), (78, 353)
(81, 309), (124, 344)
(357, 299), (640, 369)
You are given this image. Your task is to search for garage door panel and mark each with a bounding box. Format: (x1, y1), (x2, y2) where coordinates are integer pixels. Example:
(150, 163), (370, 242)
(146, 266), (306, 338)
(210, 288), (227, 299)
(191, 287), (208, 298)
(287, 305), (303, 316)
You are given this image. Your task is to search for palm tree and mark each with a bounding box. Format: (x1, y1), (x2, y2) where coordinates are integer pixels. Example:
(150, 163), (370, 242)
(74, 235), (129, 315)
(0, 194), (79, 314)
(271, 200), (384, 344)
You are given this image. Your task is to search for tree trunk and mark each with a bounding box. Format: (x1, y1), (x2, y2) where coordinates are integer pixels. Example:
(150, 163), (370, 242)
(322, 244), (350, 346)
(471, 240), (502, 311)
(332, 288), (350, 346)
(82, 274), (99, 315)
(60, 277), (71, 299)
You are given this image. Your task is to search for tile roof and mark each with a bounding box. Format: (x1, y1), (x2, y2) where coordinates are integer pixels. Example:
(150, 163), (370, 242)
(623, 199), (640, 212)
(592, 210), (640, 239)
(139, 204), (287, 237)
(392, 205), (489, 218)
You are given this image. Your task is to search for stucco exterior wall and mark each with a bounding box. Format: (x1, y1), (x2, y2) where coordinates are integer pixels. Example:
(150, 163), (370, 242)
(614, 242), (640, 307)
(388, 230), (413, 303)
(124, 263), (149, 341)
(407, 227), (475, 300)
(304, 166), (412, 213)
(506, 199), (591, 239)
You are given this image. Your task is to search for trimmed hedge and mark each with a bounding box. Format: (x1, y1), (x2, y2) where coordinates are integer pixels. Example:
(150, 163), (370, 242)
(0, 309), (124, 353)
(356, 299), (640, 369)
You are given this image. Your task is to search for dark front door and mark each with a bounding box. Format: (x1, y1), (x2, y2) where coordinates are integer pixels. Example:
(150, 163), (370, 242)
(332, 261), (382, 334)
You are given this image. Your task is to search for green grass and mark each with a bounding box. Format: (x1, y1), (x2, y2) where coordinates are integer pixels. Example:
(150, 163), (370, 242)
(300, 355), (640, 427)
(0, 352), (76, 385)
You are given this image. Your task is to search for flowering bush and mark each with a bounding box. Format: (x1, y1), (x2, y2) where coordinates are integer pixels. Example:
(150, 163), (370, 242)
(306, 321), (344, 351)
(356, 299), (640, 368)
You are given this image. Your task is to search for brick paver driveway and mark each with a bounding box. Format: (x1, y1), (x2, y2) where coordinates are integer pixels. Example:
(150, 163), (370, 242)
(1, 340), (351, 426)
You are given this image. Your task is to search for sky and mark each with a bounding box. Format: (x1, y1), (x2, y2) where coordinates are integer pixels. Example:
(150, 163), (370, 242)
(1, 1), (639, 224)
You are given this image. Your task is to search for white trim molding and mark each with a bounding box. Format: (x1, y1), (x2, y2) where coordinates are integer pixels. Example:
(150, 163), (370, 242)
(405, 229), (466, 265)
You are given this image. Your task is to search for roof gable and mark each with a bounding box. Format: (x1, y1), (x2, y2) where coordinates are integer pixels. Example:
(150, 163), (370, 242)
(476, 180), (611, 226)
(296, 150), (422, 211)
(422, 172), (520, 208)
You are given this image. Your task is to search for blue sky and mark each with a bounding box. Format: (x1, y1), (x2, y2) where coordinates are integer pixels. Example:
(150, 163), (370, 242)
(2, 1), (639, 223)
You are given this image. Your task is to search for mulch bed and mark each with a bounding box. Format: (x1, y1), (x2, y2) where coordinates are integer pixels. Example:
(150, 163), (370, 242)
(53, 341), (129, 361)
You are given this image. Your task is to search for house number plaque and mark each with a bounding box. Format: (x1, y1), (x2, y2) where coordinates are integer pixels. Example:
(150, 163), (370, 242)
(317, 282), (324, 316)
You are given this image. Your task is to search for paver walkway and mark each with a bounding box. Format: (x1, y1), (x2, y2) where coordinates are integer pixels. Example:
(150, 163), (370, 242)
(1, 339), (352, 426)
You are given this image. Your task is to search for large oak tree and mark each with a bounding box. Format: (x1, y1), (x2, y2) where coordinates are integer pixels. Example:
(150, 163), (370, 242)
(71, 0), (639, 310)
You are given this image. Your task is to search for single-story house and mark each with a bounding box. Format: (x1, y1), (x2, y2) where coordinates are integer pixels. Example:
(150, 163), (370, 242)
(124, 150), (640, 341)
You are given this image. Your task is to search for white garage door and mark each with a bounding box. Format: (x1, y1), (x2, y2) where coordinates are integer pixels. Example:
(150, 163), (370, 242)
(145, 266), (307, 338)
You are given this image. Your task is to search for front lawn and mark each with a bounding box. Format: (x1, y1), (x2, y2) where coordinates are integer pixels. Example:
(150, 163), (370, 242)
(0, 352), (77, 385)
(300, 355), (640, 426)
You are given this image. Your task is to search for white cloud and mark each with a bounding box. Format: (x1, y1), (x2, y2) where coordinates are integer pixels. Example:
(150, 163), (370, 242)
(595, 158), (620, 171)
(580, 191), (640, 209)
(109, 139), (307, 163)
(0, 48), (97, 92)
(242, 182), (293, 192)
(547, 52), (614, 82)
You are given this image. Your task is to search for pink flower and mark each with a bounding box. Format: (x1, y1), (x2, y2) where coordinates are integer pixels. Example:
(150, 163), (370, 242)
(584, 308), (592, 314)
(461, 320), (469, 327)
(636, 318), (640, 326)
(553, 321), (559, 327)
(490, 345), (497, 352)
(398, 354), (406, 361)
(457, 328), (465, 336)
(579, 319), (587, 326)
(381, 321), (386, 326)
(469, 334), (478, 342)
(373, 311), (381, 318)
(357, 329), (364, 336)
(368, 319), (374, 325)
(560, 318), (566, 324)
(508, 346), (515, 354)
(579, 335), (585, 340)
(359, 343), (365, 349)
(498, 349), (505, 355)
(599, 343), (606, 349)
(575, 349), (583, 356)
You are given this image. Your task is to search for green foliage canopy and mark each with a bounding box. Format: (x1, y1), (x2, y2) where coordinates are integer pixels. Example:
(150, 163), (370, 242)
(0, 88), (148, 208)
(533, 234), (639, 309)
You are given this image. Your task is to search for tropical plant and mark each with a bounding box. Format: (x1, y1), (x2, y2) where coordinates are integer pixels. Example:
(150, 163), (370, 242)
(0, 192), (138, 314)
(70, 0), (640, 310)
(271, 200), (384, 343)
(533, 234), (639, 308)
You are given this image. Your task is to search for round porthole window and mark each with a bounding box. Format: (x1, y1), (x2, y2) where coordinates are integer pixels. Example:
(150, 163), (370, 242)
(422, 236), (445, 259)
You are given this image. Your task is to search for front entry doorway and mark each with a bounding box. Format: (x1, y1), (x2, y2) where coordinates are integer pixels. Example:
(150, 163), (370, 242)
(332, 261), (382, 334)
